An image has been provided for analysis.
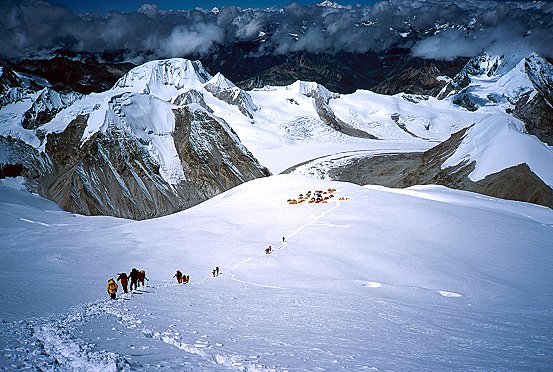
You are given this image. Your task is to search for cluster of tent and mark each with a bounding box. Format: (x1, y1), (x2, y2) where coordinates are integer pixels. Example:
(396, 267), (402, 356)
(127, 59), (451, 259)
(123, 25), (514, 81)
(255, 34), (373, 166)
(287, 188), (347, 205)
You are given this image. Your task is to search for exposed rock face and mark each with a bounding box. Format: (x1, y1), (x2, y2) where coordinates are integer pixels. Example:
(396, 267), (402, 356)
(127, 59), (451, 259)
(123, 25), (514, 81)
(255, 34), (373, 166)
(372, 59), (467, 96)
(226, 50), (467, 95)
(11, 56), (134, 94)
(204, 84), (258, 119)
(172, 90), (213, 113)
(513, 56), (553, 145)
(0, 58), (273, 219)
(325, 128), (553, 209)
(0, 136), (50, 184)
(33, 106), (270, 219)
(22, 88), (82, 130)
(172, 106), (270, 194)
(514, 94), (553, 145)
(436, 54), (496, 100)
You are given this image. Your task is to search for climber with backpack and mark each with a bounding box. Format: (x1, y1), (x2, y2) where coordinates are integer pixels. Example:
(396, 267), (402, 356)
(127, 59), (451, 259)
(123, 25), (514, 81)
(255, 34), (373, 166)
(117, 272), (129, 293)
(107, 278), (118, 300)
(129, 268), (140, 291)
(173, 270), (183, 284)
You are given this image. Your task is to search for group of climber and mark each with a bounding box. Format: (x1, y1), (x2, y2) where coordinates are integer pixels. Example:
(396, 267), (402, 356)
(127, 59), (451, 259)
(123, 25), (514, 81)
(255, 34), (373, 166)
(106, 237), (287, 299)
(212, 266), (220, 277)
(106, 268), (148, 300)
(265, 237), (285, 255)
(173, 270), (190, 284)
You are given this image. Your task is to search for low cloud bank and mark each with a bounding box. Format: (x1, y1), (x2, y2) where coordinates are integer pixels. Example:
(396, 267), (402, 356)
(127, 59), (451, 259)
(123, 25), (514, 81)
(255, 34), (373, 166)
(1, 0), (551, 61)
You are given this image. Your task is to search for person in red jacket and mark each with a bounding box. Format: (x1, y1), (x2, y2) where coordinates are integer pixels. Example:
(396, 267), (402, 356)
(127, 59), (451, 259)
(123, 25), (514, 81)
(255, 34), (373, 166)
(117, 272), (129, 293)
(137, 269), (148, 287)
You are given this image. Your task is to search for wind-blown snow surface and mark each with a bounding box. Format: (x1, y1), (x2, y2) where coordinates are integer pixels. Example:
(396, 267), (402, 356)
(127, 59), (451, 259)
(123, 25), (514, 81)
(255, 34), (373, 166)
(1, 175), (553, 370)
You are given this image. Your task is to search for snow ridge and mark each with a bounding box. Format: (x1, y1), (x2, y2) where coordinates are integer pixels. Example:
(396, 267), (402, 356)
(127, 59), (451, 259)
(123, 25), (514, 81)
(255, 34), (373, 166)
(113, 59), (212, 99)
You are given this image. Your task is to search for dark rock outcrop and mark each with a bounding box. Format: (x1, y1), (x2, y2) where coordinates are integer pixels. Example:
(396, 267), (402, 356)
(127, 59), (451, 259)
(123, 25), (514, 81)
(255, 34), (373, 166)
(11, 56), (134, 94)
(513, 56), (553, 145)
(325, 128), (553, 209)
(514, 93), (553, 145)
(22, 88), (82, 130)
(204, 84), (258, 119)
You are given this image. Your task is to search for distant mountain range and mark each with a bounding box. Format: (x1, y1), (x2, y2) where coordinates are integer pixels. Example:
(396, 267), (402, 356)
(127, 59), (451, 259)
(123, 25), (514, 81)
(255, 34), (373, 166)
(1, 48), (552, 219)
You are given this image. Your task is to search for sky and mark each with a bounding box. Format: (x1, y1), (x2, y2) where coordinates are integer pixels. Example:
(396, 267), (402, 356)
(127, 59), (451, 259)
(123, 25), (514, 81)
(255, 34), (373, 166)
(49, 0), (378, 13)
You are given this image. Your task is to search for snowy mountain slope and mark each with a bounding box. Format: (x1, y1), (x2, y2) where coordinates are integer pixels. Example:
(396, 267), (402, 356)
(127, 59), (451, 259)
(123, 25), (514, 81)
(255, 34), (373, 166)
(442, 114), (553, 186)
(2, 55), (552, 217)
(438, 53), (537, 110)
(439, 52), (553, 146)
(112, 58), (211, 99)
(1, 175), (552, 370)
(0, 59), (270, 219)
(1, 57), (473, 219)
(289, 116), (553, 208)
(285, 54), (553, 207)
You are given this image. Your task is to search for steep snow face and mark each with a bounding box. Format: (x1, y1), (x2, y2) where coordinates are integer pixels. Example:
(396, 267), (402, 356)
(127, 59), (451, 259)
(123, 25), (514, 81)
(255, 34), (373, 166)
(1, 175), (552, 370)
(442, 114), (553, 186)
(205, 72), (236, 89)
(107, 93), (185, 184)
(112, 59), (211, 100)
(329, 90), (485, 141)
(463, 55), (536, 107)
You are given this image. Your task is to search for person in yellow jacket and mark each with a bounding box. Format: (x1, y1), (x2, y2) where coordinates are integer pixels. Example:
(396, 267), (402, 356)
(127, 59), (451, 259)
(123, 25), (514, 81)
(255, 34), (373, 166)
(107, 278), (118, 300)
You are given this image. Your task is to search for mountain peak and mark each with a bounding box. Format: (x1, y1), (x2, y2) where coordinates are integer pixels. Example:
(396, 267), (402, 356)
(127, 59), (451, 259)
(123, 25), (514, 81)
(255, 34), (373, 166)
(317, 1), (348, 9)
(112, 58), (212, 99)
(206, 72), (236, 89)
(287, 80), (338, 103)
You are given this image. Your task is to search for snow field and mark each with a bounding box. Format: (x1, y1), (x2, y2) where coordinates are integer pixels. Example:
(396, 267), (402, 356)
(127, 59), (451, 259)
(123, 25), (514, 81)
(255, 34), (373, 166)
(1, 174), (553, 370)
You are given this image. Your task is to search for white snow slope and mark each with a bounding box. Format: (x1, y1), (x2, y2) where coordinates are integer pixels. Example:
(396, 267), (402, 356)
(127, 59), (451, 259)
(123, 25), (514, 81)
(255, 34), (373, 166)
(1, 175), (552, 370)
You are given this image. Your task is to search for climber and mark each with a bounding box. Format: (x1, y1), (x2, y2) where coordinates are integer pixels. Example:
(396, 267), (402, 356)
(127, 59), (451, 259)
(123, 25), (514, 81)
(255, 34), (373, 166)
(107, 278), (118, 300)
(137, 269), (148, 287)
(173, 270), (183, 284)
(117, 272), (129, 293)
(129, 268), (140, 291)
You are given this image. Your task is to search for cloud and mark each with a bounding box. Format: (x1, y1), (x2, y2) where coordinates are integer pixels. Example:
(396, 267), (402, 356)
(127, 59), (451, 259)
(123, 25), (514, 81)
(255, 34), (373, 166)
(160, 23), (225, 57)
(0, 0), (551, 61)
